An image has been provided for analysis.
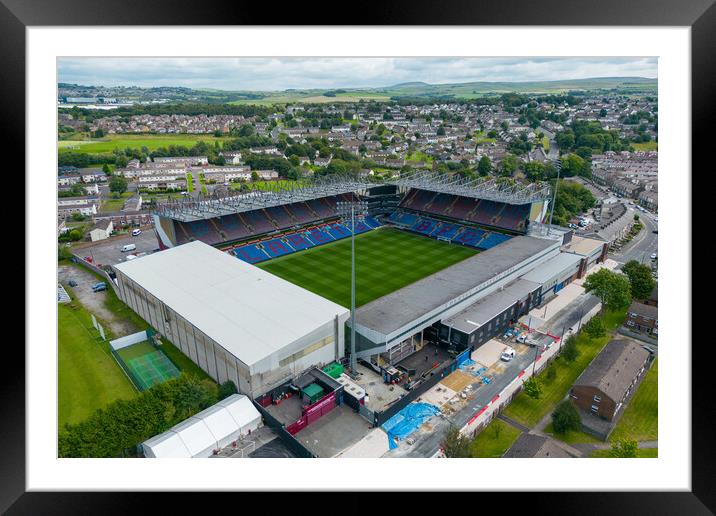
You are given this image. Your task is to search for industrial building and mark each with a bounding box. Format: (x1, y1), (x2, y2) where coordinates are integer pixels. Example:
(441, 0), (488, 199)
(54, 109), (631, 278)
(351, 235), (561, 362)
(113, 241), (350, 398)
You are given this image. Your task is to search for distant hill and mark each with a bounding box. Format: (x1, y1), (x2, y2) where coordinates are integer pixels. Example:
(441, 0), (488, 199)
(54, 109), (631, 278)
(59, 76), (657, 106)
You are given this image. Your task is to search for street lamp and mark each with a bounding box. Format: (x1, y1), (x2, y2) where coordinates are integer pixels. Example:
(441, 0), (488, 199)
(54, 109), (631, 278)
(336, 200), (369, 373)
(547, 158), (562, 236)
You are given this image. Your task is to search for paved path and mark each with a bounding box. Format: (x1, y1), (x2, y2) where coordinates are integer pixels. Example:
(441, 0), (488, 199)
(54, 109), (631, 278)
(497, 414), (530, 433)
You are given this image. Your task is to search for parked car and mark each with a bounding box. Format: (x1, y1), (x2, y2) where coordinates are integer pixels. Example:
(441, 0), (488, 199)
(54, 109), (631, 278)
(121, 243), (136, 253)
(650, 253), (658, 260)
(132, 229), (142, 236)
(68, 280), (78, 287)
(92, 282), (107, 292)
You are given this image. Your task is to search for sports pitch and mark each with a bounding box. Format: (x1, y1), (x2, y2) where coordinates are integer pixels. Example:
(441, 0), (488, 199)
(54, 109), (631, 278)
(258, 227), (478, 308)
(116, 341), (181, 391)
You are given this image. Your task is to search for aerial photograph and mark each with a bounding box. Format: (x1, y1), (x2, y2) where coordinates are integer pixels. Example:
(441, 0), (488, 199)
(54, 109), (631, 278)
(56, 57), (658, 459)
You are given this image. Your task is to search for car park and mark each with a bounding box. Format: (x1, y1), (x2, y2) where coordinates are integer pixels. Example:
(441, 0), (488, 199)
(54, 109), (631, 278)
(91, 282), (107, 292)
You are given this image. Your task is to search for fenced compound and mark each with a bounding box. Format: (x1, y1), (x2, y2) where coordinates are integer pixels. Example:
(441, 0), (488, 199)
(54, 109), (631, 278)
(109, 330), (180, 391)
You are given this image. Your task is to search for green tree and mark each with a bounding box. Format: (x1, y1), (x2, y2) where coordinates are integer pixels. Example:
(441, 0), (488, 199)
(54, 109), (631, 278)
(109, 175), (128, 194)
(610, 438), (639, 458)
(584, 316), (606, 339)
(102, 163), (112, 175)
(523, 376), (542, 399)
(499, 154), (519, 177)
(251, 171), (259, 182)
(440, 425), (471, 458)
(584, 269), (632, 311)
(621, 260), (657, 300)
(552, 400), (581, 434)
(477, 155), (492, 176)
(218, 381), (238, 400)
(562, 335), (580, 362)
(68, 229), (82, 241)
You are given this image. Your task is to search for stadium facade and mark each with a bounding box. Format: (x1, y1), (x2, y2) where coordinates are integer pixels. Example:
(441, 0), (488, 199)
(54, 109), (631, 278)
(112, 173), (610, 404)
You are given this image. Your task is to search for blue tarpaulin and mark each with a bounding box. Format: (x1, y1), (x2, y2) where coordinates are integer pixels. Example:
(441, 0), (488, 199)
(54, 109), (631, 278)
(382, 402), (440, 449)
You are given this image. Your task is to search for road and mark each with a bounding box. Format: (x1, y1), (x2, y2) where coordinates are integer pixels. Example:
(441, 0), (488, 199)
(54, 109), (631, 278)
(610, 206), (658, 265)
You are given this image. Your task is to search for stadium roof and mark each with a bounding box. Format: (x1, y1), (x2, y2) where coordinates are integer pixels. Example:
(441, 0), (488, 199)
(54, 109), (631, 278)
(442, 278), (541, 335)
(154, 174), (380, 222)
(354, 236), (558, 338)
(520, 252), (583, 284)
(394, 171), (551, 205)
(115, 241), (349, 369)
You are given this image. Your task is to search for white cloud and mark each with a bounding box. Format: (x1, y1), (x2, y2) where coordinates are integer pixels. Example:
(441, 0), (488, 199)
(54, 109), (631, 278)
(57, 57), (657, 91)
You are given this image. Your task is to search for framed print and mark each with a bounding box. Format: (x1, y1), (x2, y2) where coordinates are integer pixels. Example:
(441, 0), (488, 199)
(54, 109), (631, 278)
(5, 0), (713, 513)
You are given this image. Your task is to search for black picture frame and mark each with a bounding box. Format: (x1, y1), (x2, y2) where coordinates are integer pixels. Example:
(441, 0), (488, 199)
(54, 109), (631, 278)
(5, 0), (711, 513)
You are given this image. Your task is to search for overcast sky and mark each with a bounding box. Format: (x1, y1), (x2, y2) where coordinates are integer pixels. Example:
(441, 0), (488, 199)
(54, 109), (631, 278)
(58, 57), (657, 91)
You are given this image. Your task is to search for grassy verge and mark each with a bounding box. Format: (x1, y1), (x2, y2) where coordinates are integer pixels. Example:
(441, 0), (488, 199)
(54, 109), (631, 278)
(502, 308), (627, 428)
(590, 447), (657, 458)
(610, 359), (658, 442)
(58, 301), (136, 429)
(544, 422), (603, 445)
(469, 419), (522, 458)
(186, 172), (194, 192)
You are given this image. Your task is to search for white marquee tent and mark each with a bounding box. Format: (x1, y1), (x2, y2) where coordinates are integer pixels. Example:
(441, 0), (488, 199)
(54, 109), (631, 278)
(142, 394), (262, 458)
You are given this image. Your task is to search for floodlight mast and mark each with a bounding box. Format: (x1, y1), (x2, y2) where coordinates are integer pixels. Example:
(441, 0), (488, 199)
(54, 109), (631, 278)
(337, 200), (368, 373)
(547, 158), (562, 236)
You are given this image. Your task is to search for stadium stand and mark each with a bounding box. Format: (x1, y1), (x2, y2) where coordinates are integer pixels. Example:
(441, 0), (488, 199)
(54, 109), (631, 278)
(364, 216), (382, 229)
(306, 227), (335, 246)
(285, 202), (315, 225)
(307, 198), (336, 219)
(389, 211), (418, 227)
(453, 227), (487, 247)
(494, 203), (531, 231)
(285, 232), (315, 251)
(431, 222), (461, 240)
(400, 189), (434, 211)
(424, 193), (453, 215)
(326, 223), (352, 241)
(262, 238), (295, 258)
(233, 244), (270, 264)
(265, 206), (295, 230)
(411, 218), (439, 236)
(477, 232), (513, 250)
(352, 220), (373, 235)
(215, 214), (251, 242)
(243, 209), (276, 235)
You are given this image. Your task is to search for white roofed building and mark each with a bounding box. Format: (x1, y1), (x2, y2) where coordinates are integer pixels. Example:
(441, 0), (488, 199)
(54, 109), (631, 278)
(114, 241), (350, 398)
(141, 394), (262, 458)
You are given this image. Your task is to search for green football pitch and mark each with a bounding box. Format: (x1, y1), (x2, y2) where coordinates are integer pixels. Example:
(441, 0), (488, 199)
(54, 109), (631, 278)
(116, 341), (181, 391)
(258, 227), (478, 308)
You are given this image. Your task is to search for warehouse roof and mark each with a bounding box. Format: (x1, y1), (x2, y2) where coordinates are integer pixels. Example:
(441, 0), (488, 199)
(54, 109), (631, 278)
(442, 278), (541, 335)
(521, 252), (583, 285)
(115, 241), (348, 368)
(355, 236), (557, 336)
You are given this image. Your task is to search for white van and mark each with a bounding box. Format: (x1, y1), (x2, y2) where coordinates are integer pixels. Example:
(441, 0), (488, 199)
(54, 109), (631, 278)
(500, 347), (516, 362)
(121, 243), (137, 253)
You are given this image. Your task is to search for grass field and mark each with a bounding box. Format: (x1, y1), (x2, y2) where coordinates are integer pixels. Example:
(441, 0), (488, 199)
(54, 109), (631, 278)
(469, 419), (522, 458)
(58, 134), (230, 154)
(610, 359), (658, 442)
(502, 308), (627, 428)
(116, 341), (181, 391)
(58, 302), (136, 428)
(590, 447), (658, 458)
(544, 422), (603, 445)
(258, 227), (478, 308)
(631, 141), (658, 151)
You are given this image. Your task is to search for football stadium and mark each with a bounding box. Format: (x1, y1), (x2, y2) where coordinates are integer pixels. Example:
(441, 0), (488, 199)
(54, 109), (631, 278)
(113, 172), (609, 453)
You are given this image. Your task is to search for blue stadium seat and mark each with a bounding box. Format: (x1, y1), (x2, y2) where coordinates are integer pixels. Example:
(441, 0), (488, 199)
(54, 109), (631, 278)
(306, 228), (335, 245)
(262, 238), (295, 258)
(364, 216), (382, 228)
(478, 232), (513, 250)
(352, 220), (372, 234)
(453, 227), (486, 247)
(432, 222), (461, 240)
(284, 233), (314, 251)
(411, 218), (438, 235)
(326, 224), (351, 240)
(233, 244), (270, 264)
